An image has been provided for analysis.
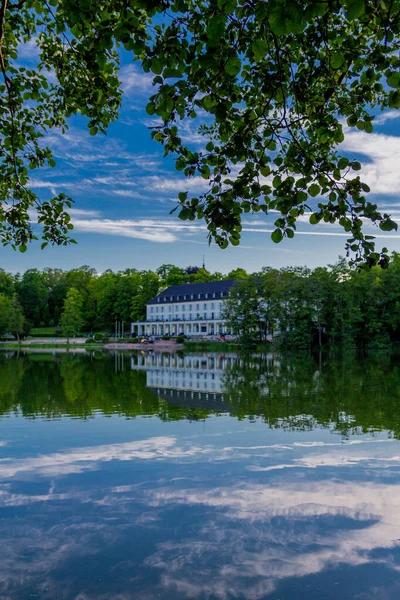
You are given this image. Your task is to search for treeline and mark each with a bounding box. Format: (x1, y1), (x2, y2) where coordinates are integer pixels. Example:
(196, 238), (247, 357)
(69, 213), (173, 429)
(0, 263), (246, 335)
(223, 254), (400, 349)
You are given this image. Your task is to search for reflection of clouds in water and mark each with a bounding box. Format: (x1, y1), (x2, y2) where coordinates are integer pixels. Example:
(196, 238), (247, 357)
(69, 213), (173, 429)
(1, 437), (400, 598)
(145, 477), (400, 598)
(0, 436), (197, 479)
(143, 466), (400, 598)
(0, 435), (396, 480)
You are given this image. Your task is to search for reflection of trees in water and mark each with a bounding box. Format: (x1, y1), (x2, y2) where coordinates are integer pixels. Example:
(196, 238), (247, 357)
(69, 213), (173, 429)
(222, 352), (400, 438)
(1, 351), (400, 437)
(0, 352), (210, 421)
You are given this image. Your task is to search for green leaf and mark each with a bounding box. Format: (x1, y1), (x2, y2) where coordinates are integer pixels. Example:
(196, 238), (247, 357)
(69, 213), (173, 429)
(308, 184), (320, 197)
(178, 208), (193, 220)
(146, 102), (155, 116)
(379, 219), (398, 232)
(260, 166), (271, 177)
(225, 56), (241, 77)
(271, 228), (283, 243)
(206, 15), (225, 42)
(309, 213), (319, 225)
(387, 72), (400, 89)
(151, 58), (164, 75)
(331, 53), (345, 69)
(345, 0), (365, 21)
(252, 39), (268, 62)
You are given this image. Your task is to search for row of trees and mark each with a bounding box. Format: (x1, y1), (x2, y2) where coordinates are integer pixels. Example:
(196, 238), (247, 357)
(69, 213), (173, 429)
(223, 253), (400, 349)
(6, 254), (400, 347)
(0, 263), (246, 336)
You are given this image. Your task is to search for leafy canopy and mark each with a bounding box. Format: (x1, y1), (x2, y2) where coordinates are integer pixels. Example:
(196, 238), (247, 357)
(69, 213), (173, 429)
(2, 0), (400, 265)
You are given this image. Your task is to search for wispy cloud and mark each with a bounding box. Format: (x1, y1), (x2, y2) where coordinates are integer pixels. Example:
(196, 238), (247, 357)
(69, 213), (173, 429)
(119, 64), (155, 96)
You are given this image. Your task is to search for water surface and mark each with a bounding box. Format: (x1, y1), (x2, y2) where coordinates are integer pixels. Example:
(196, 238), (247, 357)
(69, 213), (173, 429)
(1, 350), (400, 599)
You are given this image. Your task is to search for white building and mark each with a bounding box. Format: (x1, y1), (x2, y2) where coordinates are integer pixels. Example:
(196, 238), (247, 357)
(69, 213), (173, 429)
(131, 280), (236, 337)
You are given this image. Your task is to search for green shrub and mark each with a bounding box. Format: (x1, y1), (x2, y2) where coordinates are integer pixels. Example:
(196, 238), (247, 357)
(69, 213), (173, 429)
(85, 338), (95, 344)
(176, 335), (185, 344)
(162, 335), (171, 340)
(94, 332), (103, 341)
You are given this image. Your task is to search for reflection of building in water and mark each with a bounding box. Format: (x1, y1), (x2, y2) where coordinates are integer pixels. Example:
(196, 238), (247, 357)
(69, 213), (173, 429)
(131, 352), (238, 394)
(129, 351), (279, 412)
(131, 352), (240, 411)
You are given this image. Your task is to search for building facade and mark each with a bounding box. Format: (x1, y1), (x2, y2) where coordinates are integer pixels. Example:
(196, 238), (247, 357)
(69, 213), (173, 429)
(131, 280), (236, 337)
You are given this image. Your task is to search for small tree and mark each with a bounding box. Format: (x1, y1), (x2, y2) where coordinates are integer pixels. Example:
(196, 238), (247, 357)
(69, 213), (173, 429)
(61, 288), (84, 343)
(8, 295), (25, 342)
(0, 294), (11, 337)
(222, 278), (265, 344)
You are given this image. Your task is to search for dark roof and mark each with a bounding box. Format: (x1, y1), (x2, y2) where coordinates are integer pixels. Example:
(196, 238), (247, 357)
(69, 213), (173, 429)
(147, 280), (236, 305)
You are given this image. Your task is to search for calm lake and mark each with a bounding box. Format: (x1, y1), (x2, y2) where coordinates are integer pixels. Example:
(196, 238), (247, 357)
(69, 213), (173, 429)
(1, 350), (400, 599)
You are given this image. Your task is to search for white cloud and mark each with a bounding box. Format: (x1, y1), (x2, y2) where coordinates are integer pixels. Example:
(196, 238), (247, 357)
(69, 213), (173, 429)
(119, 64), (155, 96)
(341, 127), (400, 196)
(144, 175), (210, 193)
(374, 110), (400, 126)
(72, 219), (177, 243)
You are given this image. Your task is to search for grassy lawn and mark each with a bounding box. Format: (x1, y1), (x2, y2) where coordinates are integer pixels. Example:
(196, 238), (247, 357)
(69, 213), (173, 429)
(30, 327), (59, 336)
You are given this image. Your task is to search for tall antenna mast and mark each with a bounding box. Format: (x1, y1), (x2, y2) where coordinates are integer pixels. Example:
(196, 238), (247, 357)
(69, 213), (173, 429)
(202, 255), (205, 269)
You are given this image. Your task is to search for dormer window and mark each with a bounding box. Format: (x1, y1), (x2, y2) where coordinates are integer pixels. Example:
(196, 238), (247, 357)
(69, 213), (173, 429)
(171, 296), (174, 301)
(205, 293), (208, 299)
(164, 297), (166, 302)
(177, 295), (180, 300)
(198, 294), (201, 299)
(157, 297), (160, 302)
(184, 295), (187, 300)
(191, 294), (194, 299)
(213, 293), (216, 298)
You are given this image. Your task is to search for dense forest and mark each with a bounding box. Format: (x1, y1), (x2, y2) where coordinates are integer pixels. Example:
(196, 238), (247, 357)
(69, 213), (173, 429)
(224, 254), (400, 349)
(2, 255), (400, 348)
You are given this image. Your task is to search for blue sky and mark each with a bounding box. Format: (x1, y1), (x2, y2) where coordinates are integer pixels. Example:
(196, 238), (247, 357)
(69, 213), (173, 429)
(3, 49), (400, 274)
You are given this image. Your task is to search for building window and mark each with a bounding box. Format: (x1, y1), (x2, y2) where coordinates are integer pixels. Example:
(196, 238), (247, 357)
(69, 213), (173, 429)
(191, 294), (194, 299)
(211, 312), (215, 319)
(182, 305), (185, 311)
(189, 304), (192, 310)
(196, 304), (200, 310)
(175, 306), (179, 312)
(213, 293), (216, 298)
(189, 313), (192, 320)
(151, 307), (153, 313)
(171, 296), (174, 301)
(161, 307), (164, 313)
(184, 295), (187, 300)
(157, 298), (160, 302)
(198, 294), (201, 299)
(204, 312), (207, 319)
(211, 303), (214, 309)
(205, 293), (208, 299)
(177, 295), (180, 300)
(156, 306), (158, 313)
(203, 303), (207, 309)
